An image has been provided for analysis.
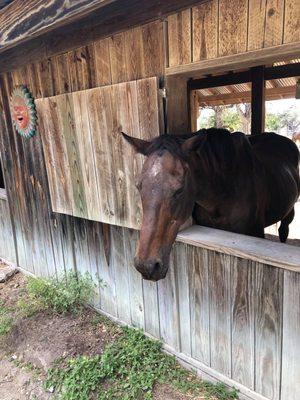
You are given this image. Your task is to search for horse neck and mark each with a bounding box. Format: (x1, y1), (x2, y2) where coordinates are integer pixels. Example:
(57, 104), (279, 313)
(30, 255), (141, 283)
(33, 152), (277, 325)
(188, 143), (255, 206)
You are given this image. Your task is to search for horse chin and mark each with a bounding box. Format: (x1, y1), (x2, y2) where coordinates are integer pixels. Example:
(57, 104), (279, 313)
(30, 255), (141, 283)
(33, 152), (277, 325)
(141, 267), (168, 282)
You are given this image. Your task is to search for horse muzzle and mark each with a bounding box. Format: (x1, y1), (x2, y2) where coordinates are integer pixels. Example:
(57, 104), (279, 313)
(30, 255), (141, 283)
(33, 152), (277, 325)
(134, 257), (168, 281)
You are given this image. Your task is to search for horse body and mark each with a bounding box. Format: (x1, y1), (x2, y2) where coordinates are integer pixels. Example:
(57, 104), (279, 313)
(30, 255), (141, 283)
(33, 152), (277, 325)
(123, 128), (300, 281)
(192, 131), (299, 239)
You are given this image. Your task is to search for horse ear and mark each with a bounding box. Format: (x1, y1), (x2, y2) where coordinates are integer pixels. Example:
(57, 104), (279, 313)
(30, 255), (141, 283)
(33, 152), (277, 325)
(121, 132), (151, 155)
(181, 134), (205, 153)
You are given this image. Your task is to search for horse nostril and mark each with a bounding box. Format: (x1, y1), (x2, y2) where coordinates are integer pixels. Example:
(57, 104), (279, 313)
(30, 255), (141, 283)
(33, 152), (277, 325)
(153, 262), (161, 272)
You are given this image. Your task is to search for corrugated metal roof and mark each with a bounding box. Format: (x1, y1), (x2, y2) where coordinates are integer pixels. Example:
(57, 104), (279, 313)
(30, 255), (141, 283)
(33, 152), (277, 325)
(197, 61), (299, 106)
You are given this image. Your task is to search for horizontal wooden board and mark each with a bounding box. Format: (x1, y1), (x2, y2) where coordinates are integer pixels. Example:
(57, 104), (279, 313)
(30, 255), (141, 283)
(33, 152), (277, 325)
(36, 77), (162, 229)
(177, 226), (300, 271)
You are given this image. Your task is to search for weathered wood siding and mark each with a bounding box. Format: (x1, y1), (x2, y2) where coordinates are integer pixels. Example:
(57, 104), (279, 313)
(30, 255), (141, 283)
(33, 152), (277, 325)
(167, 0), (300, 67)
(90, 230), (300, 400)
(36, 78), (162, 228)
(0, 196), (16, 263)
(0, 3), (299, 400)
(0, 19), (165, 275)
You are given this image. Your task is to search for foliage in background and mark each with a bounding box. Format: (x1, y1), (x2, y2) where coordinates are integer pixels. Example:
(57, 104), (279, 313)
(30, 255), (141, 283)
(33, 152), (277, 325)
(198, 102), (300, 135)
(0, 300), (13, 336)
(46, 327), (238, 400)
(19, 271), (96, 315)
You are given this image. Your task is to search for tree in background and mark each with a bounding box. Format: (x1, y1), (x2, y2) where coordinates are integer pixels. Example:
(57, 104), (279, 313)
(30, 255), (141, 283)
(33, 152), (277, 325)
(198, 102), (300, 136)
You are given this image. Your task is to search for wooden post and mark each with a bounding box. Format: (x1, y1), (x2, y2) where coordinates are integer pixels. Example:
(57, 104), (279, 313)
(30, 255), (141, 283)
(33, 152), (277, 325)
(251, 66), (265, 135)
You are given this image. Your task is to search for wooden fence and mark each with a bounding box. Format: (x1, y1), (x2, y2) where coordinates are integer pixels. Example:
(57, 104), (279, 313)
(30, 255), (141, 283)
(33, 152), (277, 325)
(55, 222), (300, 400)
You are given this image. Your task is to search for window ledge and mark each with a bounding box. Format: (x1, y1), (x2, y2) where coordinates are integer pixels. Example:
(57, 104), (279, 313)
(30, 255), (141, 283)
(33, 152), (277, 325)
(0, 189), (7, 200)
(176, 225), (300, 272)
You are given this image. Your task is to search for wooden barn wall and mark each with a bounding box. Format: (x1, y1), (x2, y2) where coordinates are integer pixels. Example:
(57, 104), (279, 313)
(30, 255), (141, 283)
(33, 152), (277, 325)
(0, 3), (299, 400)
(0, 19), (165, 276)
(167, 0), (300, 67)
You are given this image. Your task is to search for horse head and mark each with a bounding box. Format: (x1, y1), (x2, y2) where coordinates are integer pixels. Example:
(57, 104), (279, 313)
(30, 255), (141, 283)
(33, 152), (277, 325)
(122, 132), (202, 281)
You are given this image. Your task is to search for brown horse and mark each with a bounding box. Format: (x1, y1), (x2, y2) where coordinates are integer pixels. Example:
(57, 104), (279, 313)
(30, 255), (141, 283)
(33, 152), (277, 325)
(122, 129), (300, 281)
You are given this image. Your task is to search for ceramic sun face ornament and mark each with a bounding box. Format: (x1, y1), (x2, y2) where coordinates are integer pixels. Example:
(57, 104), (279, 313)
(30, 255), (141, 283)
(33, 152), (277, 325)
(10, 86), (37, 138)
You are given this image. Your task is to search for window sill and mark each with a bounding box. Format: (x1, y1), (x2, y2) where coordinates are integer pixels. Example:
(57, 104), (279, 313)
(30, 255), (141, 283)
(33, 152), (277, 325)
(176, 225), (300, 272)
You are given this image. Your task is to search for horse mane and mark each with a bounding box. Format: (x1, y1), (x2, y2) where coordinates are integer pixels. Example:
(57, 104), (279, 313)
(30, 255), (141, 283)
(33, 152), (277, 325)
(145, 128), (251, 171)
(145, 132), (195, 160)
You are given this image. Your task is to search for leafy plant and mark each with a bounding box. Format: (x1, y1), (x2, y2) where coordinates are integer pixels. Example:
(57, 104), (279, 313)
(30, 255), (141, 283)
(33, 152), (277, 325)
(0, 300), (13, 336)
(46, 327), (238, 400)
(22, 271), (96, 315)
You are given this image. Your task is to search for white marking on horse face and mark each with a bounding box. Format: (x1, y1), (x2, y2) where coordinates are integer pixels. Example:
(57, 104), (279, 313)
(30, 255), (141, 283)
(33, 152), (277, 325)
(148, 158), (163, 179)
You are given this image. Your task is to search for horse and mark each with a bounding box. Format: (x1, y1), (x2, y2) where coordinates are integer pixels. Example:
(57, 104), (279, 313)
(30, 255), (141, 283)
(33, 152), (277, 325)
(122, 128), (300, 281)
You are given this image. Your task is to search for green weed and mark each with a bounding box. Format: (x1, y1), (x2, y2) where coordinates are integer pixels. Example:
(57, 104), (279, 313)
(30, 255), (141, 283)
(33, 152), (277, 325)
(45, 327), (238, 400)
(0, 300), (13, 336)
(21, 271), (96, 315)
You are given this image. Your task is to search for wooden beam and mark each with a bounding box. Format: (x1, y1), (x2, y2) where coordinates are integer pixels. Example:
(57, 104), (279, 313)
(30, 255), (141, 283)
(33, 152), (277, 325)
(166, 42), (300, 78)
(0, 0), (116, 53)
(251, 66), (265, 135)
(189, 71), (251, 90)
(265, 62), (300, 80)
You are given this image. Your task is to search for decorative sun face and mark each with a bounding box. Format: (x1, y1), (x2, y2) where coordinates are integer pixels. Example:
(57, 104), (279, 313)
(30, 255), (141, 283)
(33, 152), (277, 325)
(10, 86), (37, 138)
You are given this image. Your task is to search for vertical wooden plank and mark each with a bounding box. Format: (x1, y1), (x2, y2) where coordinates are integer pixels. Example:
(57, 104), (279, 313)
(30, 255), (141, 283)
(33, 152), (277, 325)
(123, 228), (145, 329)
(168, 9), (192, 67)
(124, 27), (144, 81)
(56, 94), (87, 218)
(254, 263), (283, 400)
(68, 45), (96, 91)
(263, 0), (284, 47)
(248, 0), (285, 50)
(248, 0), (269, 50)
(174, 242), (191, 356)
(36, 97), (74, 215)
(284, 0), (300, 44)
(36, 58), (55, 97)
(55, 53), (72, 95)
(85, 220), (102, 309)
(141, 21), (164, 77)
(251, 66), (266, 135)
(231, 258), (255, 389)
(157, 256), (180, 351)
(96, 223), (117, 317)
(142, 278), (160, 338)
(0, 198), (16, 264)
(192, 1), (218, 62)
(0, 75), (28, 271)
(209, 252), (231, 376)
(72, 91), (101, 221)
(86, 86), (117, 224)
(281, 270), (300, 400)
(109, 33), (127, 84)
(110, 225), (131, 325)
(189, 246), (210, 365)
(218, 0), (248, 56)
(166, 75), (190, 134)
(94, 38), (112, 86)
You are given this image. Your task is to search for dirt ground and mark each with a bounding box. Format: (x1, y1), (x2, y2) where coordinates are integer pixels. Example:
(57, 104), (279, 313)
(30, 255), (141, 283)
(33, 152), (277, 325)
(0, 272), (206, 400)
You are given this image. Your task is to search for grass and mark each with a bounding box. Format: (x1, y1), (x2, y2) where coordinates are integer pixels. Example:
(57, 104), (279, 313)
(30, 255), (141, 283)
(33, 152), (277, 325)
(0, 300), (13, 336)
(18, 270), (96, 315)
(45, 327), (239, 400)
